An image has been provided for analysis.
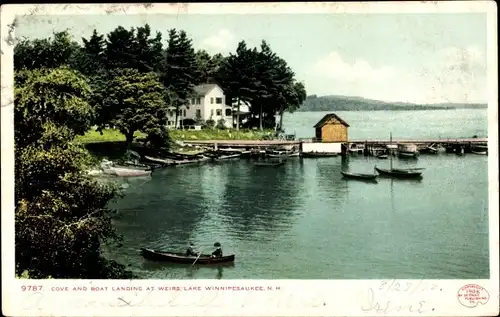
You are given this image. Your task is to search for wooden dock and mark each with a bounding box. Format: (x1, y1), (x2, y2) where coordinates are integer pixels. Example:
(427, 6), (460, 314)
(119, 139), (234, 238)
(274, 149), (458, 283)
(182, 140), (301, 148)
(182, 137), (488, 155)
(348, 138), (487, 144)
(183, 137), (487, 147)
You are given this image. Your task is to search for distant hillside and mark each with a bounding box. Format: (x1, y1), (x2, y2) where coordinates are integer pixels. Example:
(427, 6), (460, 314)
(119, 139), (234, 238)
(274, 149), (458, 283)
(298, 95), (488, 112)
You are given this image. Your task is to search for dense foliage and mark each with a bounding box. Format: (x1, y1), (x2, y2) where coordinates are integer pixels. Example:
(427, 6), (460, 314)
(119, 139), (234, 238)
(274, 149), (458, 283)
(14, 68), (133, 278)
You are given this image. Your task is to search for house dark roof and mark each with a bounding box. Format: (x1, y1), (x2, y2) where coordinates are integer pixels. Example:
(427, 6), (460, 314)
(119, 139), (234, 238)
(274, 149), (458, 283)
(193, 84), (220, 96)
(313, 113), (350, 128)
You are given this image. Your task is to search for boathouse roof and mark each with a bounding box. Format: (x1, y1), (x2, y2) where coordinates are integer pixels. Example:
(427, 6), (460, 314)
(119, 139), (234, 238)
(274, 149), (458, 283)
(313, 113), (350, 128)
(193, 84), (221, 96)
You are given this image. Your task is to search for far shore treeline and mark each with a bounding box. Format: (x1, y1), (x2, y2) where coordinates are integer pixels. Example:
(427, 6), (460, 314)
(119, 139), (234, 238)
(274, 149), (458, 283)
(299, 95), (488, 112)
(12, 24), (307, 279)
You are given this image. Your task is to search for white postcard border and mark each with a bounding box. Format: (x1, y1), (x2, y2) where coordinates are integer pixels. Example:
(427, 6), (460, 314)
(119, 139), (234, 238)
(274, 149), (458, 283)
(1, 2), (498, 317)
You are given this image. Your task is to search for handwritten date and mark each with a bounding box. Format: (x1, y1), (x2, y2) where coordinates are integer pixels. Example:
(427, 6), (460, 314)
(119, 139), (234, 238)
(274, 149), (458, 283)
(21, 285), (43, 292)
(379, 280), (439, 294)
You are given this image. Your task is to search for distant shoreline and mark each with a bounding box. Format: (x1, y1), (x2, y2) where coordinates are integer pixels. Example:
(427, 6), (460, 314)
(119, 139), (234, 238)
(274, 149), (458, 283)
(299, 94), (487, 112)
(297, 107), (488, 112)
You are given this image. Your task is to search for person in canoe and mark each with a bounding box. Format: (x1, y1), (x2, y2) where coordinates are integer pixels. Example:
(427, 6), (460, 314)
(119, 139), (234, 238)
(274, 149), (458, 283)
(186, 242), (198, 257)
(211, 242), (223, 257)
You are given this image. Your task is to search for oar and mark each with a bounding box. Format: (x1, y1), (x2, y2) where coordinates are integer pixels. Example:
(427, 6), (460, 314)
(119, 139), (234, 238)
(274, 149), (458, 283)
(191, 249), (205, 267)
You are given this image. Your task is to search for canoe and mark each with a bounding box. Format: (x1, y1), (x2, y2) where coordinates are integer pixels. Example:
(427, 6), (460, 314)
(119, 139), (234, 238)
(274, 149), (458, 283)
(377, 154), (388, 159)
(144, 156), (176, 166)
(375, 166), (422, 179)
(140, 248), (235, 264)
(103, 167), (152, 177)
(341, 171), (378, 180)
(301, 152), (338, 158)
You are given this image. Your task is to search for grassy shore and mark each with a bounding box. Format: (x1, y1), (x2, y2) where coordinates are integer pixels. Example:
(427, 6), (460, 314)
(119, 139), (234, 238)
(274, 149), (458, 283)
(77, 128), (273, 160)
(77, 128), (272, 144)
(76, 129), (147, 144)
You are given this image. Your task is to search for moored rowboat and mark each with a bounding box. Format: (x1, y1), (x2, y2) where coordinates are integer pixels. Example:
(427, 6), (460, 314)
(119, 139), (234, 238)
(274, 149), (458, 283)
(374, 166), (422, 179)
(140, 248), (235, 264)
(301, 152), (338, 158)
(341, 171), (378, 180)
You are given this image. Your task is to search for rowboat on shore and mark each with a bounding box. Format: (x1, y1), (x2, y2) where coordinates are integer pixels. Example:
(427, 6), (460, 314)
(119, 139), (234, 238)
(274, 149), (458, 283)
(341, 171), (378, 181)
(140, 248), (235, 264)
(144, 156), (176, 166)
(103, 166), (152, 177)
(377, 153), (388, 159)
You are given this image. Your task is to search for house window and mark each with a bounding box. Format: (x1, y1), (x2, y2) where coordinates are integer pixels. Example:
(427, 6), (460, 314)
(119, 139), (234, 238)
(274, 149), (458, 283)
(168, 110), (174, 117)
(210, 109), (214, 116)
(225, 108), (232, 116)
(216, 97), (223, 104)
(210, 97), (214, 104)
(216, 109), (222, 116)
(196, 98), (201, 105)
(195, 109), (201, 118)
(183, 109), (187, 117)
(191, 98), (195, 104)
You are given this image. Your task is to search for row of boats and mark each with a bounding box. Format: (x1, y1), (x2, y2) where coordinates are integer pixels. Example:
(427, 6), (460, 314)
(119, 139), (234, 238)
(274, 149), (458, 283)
(88, 147), (311, 177)
(341, 166), (424, 181)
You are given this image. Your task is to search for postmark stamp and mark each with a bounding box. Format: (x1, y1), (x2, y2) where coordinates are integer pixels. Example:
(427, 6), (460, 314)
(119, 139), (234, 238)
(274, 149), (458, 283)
(457, 284), (490, 308)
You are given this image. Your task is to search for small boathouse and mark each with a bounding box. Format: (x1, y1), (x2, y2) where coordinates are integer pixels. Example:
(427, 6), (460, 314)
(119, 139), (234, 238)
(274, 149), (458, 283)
(300, 113), (350, 154)
(313, 113), (350, 142)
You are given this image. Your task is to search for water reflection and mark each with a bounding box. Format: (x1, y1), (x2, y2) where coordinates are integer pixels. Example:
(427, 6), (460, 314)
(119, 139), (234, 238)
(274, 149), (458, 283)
(218, 160), (306, 241)
(109, 167), (211, 252)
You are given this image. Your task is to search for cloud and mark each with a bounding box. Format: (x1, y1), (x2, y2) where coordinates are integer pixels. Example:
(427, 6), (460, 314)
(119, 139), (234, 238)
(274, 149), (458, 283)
(313, 52), (395, 82)
(201, 29), (234, 53)
(309, 47), (487, 104)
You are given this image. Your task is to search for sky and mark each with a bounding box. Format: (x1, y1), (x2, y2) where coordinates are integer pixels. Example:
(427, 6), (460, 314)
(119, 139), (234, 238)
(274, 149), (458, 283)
(16, 13), (488, 104)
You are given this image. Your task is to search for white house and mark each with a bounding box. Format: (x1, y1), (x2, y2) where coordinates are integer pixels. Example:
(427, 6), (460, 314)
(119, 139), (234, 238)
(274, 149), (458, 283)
(165, 84), (233, 128)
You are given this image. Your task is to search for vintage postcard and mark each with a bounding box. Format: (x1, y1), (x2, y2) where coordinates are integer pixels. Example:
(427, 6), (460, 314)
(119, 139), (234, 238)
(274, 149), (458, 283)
(1, 2), (498, 316)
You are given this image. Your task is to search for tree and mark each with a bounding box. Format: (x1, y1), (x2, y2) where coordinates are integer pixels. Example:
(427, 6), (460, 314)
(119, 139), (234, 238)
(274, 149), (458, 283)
(70, 29), (106, 77)
(195, 50), (226, 85)
(14, 30), (80, 71)
(219, 41), (259, 130)
(14, 67), (94, 147)
(133, 24), (164, 73)
(252, 40), (280, 130)
(104, 26), (137, 70)
(100, 68), (167, 147)
(277, 81), (307, 131)
(162, 29), (197, 127)
(14, 67), (132, 278)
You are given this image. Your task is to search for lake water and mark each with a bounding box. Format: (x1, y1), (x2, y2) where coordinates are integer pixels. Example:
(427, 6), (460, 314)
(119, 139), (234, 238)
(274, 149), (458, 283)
(284, 109), (487, 140)
(103, 109), (490, 280)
